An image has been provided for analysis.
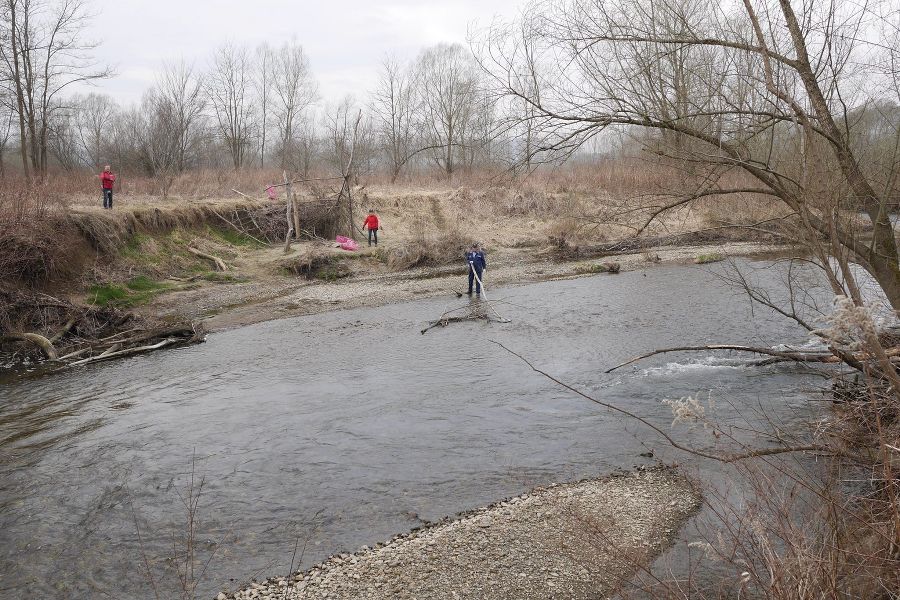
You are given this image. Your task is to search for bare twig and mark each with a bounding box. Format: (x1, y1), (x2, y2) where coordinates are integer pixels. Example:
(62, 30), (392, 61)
(492, 341), (830, 463)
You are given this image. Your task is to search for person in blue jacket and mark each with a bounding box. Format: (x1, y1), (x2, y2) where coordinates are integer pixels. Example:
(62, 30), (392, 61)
(465, 243), (487, 295)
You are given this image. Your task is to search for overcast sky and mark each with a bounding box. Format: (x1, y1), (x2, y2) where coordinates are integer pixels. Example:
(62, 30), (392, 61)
(85, 0), (525, 105)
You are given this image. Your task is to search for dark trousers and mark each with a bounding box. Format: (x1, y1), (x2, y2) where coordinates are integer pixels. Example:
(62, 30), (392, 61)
(368, 228), (378, 246)
(468, 266), (483, 294)
(102, 189), (113, 209)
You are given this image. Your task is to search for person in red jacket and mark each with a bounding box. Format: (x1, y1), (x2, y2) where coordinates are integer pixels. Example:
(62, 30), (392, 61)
(99, 165), (116, 209)
(363, 209), (380, 246)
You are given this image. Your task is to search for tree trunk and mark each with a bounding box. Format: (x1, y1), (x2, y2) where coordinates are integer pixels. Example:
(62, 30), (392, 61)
(8, 0), (30, 178)
(283, 171), (294, 253)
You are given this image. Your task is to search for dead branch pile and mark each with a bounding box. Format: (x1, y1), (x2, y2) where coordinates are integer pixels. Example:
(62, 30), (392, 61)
(212, 197), (345, 244)
(385, 231), (475, 271)
(421, 296), (511, 334)
(0, 288), (203, 370)
(278, 246), (350, 280)
(556, 228), (784, 259)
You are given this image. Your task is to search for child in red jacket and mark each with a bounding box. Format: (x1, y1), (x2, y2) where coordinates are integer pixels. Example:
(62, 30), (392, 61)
(363, 209), (380, 246)
(99, 165), (116, 209)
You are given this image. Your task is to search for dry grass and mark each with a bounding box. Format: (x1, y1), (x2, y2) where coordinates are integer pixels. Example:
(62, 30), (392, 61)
(380, 229), (475, 271)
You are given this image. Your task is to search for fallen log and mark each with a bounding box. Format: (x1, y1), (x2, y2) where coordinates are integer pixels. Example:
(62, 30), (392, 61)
(57, 347), (91, 361)
(605, 344), (839, 373)
(1, 332), (59, 360)
(65, 338), (178, 368)
(48, 318), (76, 344)
(187, 246), (228, 271)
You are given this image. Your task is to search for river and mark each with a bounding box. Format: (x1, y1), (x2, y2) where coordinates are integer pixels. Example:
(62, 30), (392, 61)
(0, 258), (827, 599)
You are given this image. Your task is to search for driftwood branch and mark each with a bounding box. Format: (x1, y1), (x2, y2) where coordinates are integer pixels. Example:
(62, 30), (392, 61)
(187, 247), (228, 271)
(66, 339), (178, 367)
(605, 344), (839, 373)
(2, 332), (59, 360)
(48, 318), (76, 344)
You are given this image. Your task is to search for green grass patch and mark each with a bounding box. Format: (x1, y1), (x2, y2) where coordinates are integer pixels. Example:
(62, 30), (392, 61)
(575, 261), (621, 274)
(89, 277), (172, 307)
(208, 226), (265, 248)
(121, 233), (152, 259)
(88, 283), (130, 306)
(200, 272), (246, 283)
(125, 275), (171, 291)
(694, 252), (726, 264)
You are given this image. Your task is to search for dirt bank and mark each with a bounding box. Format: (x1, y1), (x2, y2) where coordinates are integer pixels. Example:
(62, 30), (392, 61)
(1, 186), (788, 364)
(219, 468), (700, 600)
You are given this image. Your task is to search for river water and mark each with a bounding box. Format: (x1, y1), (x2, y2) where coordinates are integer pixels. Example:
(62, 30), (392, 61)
(0, 259), (828, 599)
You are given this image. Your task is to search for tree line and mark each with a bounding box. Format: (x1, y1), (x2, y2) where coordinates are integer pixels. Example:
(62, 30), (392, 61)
(0, 1), (512, 182)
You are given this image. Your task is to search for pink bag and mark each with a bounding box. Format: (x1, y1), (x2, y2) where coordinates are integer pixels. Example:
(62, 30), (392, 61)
(265, 185), (277, 200)
(335, 236), (358, 251)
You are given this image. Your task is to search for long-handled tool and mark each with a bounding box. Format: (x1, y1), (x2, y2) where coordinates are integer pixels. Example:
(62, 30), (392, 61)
(469, 262), (510, 323)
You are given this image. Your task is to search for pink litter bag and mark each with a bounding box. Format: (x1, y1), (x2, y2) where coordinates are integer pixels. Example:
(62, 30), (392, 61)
(335, 236), (358, 251)
(265, 185), (277, 200)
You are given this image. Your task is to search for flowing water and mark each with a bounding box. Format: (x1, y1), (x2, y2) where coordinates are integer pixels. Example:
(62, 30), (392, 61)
(0, 259), (828, 599)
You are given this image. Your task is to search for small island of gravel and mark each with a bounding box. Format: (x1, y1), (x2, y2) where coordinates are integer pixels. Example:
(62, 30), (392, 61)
(221, 468), (700, 600)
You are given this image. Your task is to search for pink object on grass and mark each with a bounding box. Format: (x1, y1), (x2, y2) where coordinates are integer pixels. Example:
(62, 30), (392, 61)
(335, 236), (358, 251)
(265, 185), (277, 200)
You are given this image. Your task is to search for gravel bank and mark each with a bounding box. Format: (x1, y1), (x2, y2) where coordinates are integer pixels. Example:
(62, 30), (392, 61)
(220, 468), (700, 600)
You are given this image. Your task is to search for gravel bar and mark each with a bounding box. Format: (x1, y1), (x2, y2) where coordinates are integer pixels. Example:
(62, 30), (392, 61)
(219, 468), (700, 600)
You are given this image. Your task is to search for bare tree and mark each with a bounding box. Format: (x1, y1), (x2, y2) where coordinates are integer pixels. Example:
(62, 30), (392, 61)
(107, 103), (147, 172)
(0, 0), (31, 177)
(270, 40), (318, 170)
(72, 92), (116, 169)
(293, 113), (317, 178)
(45, 100), (79, 169)
(252, 43), (275, 168)
(475, 0), (900, 308)
(207, 42), (253, 170)
(415, 43), (482, 180)
(0, 0), (110, 176)
(151, 60), (206, 173)
(0, 88), (14, 177)
(371, 56), (418, 182)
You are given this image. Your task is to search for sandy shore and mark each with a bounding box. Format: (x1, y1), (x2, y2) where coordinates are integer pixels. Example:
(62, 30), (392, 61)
(218, 468), (700, 600)
(145, 241), (782, 332)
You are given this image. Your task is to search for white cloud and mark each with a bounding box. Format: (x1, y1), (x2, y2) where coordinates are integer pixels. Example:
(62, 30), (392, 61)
(75, 0), (524, 104)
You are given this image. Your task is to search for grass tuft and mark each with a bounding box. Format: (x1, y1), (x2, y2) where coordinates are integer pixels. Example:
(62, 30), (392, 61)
(694, 253), (725, 264)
